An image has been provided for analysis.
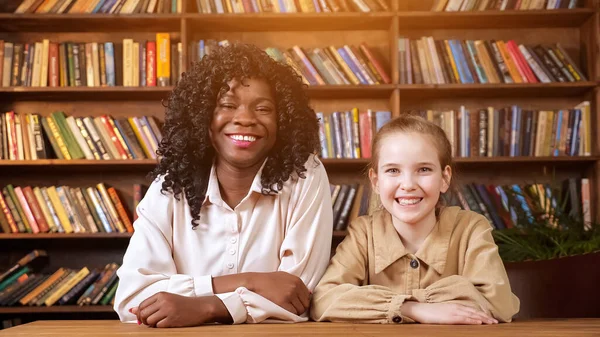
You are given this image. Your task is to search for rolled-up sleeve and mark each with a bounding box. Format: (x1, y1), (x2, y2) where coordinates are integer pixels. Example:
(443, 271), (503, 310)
(113, 178), (214, 323)
(218, 159), (334, 324)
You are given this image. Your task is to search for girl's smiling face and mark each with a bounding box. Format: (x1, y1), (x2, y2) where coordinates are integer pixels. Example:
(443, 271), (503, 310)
(370, 132), (452, 229)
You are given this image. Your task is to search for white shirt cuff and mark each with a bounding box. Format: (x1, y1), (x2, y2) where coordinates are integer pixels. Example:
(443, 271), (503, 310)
(216, 291), (248, 324)
(194, 275), (214, 297)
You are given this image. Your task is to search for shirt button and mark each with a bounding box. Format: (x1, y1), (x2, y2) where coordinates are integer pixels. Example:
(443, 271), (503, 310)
(392, 315), (402, 323)
(230, 228), (237, 233)
(229, 249), (236, 255)
(226, 263), (234, 269)
(410, 259), (419, 269)
(230, 237), (237, 244)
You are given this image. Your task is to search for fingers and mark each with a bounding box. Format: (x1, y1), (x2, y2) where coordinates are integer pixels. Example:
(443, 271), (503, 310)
(281, 302), (298, 315)
(297, 289), (310, 311)
(138, 302), (162, 326)
(290, 296), (305, 315)
(146, 309), (168, 328)
(460, 307), (497, 324)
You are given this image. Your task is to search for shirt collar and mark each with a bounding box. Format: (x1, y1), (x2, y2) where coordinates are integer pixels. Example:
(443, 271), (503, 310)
(203, 158), (268, 208)
(373, 206), (460, 275)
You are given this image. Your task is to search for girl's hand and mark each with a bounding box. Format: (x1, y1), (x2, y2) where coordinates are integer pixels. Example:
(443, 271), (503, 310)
(247, 271), (310, 316)
(402, 302), (498, 325)
(131, 292), (229, 328)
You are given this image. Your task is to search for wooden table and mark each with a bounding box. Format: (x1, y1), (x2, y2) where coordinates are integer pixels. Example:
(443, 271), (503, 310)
(1, 319), (599, 336)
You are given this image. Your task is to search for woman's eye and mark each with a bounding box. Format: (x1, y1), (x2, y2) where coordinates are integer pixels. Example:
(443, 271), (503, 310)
(419, 167), (432, 172)
(221, 104), (235, 109)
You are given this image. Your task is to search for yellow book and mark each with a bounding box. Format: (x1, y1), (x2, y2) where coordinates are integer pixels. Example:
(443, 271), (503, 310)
(156, 33), (171, 87)
(496, 41), (523, 83)
(127, 117), (153, 158)
(351, 108), (361, 159)
(45, 116), (71, 160)
(327, 46), (360, 85)
(46, 186), (73, 233)
(575, 101), (591, 156)
(33, 187), (58, 232)
(45, 267), (89, 307)
(20, 268), (66, 306)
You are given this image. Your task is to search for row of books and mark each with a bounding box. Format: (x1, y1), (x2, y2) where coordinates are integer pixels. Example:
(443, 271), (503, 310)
(0, 36), (180, 88)
(0, 111), (163, 161)
(431, 0), (581, 11)
(14, 0), (182, 14)
(398, 38), (587, 85)
(0, 250), (119, 308)
(316, 109), (391, 159)
(195, 0), (389, 13)
(0, 183), (134, 234)
(331, 183), (369, 231)
(450, 179), (591, 230)
(189, 39), (390, 86)
(409, 101), (592, 158)
(267, 43), (391, 86)
(0, 34), (181, 88)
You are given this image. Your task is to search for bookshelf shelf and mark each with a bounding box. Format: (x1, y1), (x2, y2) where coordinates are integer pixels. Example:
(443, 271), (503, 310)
(397, 82), (597, 99)
(395, 9), (596, 29)
(186, 12), (394, 31)
(0, 306), (115, 314)
(0, 13), (181, 32)
(0, 87), (174, 100)
(306, 85), (395, 99)
(0, 233), (132, 239)
(0, 157), (595, 172)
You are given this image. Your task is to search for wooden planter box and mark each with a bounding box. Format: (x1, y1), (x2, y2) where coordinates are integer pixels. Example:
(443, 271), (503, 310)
(505, 251), (600, 319)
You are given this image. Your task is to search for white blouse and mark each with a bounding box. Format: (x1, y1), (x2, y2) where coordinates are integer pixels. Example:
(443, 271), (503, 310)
(113, 155), (333, 324)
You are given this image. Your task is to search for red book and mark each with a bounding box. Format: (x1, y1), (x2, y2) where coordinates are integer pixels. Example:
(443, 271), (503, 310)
(506, 40), (537, 83)
(99, 115), (128, 159)
(359, 110), (373, 158)
(14, 187), (40, 234)
(359, 43), (391, 84)
(48, 42), (59, 87)
(22, 186), (50, 233)
(146, 41), (156, 87)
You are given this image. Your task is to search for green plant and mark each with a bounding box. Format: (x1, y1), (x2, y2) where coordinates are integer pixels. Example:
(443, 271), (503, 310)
(491, 180), (600, 262)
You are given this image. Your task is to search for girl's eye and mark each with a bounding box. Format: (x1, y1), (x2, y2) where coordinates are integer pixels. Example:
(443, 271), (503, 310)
(385, 168), (399, 174)
(419, 167), (432, 172)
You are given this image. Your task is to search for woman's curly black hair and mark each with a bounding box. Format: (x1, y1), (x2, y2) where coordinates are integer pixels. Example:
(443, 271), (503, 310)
(151, 43), (321, 229)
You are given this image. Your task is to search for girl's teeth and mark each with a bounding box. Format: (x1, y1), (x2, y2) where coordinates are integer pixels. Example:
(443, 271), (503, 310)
(398, 198), (421, 206)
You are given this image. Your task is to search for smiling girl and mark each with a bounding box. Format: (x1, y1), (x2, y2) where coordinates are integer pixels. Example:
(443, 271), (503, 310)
(113, 43), (333, 328)
(310, 115), (519, 324)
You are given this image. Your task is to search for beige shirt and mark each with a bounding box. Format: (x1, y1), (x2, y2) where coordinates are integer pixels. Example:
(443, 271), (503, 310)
(114, 155), (333, 324)
(310, 206), (520, 324)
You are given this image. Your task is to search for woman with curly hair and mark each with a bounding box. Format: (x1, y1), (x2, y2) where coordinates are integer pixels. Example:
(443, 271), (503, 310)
(113, 43), (333, 328)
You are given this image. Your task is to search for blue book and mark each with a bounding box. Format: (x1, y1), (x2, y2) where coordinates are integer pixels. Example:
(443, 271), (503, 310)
(104, 43), (115, 86)
(553, 110), (564, 157)
(337, 47), (368, 85)
(448, 40), (468, 84)
(315, 112), (328, 158)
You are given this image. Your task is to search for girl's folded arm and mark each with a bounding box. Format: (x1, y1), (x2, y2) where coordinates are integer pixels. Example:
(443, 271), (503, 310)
(411, 218), (520, 322)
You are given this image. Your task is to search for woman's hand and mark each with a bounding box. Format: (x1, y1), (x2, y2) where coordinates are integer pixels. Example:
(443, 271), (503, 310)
(131, 292), (230, 328)
(246, 271), (310, 316)
(401, 302), (498, 325)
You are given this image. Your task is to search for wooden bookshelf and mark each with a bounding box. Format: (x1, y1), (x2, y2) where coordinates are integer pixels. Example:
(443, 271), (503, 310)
(0, 0), (598, 320)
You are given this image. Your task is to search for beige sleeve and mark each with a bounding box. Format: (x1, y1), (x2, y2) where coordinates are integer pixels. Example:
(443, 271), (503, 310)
(412, 218), (520, 322)
(310, 217), (412, 324)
